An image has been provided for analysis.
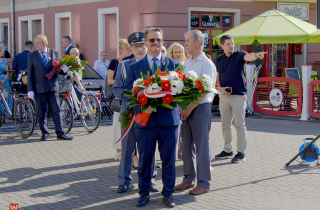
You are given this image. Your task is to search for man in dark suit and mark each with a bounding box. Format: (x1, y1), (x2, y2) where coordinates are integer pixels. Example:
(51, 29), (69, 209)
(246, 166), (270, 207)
(27, 34), (73, 141)
(124, 28), (181, 208)
(62, 36), (74, 55)
(12, 40), (33, 93)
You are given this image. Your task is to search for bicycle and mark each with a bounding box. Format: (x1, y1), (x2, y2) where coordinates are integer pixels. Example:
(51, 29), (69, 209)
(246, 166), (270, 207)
(0, 70), (35, 138)
(59, 73), (102, 132)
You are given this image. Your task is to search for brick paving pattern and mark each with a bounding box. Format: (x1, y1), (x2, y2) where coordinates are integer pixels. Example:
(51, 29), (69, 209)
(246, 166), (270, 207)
(1, 117), (320, 209)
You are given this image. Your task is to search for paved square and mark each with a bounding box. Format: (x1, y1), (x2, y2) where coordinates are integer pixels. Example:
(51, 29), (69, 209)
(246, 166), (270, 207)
(1, 117), (320, 209)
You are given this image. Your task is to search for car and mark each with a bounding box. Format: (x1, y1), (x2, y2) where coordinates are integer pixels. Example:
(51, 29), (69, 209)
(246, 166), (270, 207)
(81, 64), (105, 93)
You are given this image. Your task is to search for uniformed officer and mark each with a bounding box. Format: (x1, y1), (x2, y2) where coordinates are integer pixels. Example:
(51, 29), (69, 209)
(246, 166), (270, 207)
(112, 32), (158, 193)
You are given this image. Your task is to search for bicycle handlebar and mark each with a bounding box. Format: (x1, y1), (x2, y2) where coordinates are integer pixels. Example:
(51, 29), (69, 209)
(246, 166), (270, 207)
(11, 82), (22, 86)
(0, 70), (15, 75)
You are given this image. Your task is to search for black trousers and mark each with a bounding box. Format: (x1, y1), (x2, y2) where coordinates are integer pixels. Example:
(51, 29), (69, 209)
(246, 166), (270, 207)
(35, 91), (64, 136)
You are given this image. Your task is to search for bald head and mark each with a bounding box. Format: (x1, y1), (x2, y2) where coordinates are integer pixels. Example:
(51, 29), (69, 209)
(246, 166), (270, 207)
(70, 48), (79, 56)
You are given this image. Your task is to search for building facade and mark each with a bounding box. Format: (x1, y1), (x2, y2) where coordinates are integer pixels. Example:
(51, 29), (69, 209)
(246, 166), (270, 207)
(0, 0), (318, 77)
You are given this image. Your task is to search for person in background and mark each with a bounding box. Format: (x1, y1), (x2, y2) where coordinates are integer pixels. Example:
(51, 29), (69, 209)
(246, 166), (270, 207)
(167, 42), (186, 64)
(27, 34), (73, 141)
(214, 35), (267, 163)
(62, 36), (74, 55)
(69, 48), (85, 94)
(74, 44), (85, 60)
(167, 42), (186, 160)
(0, 42), (12, 70)
(108, 39), (131, 161)
(161, 46), (167, 56)
(0, 44), (11, 123)
(13, 40), (33, 94)
(93, 51), (110, 82)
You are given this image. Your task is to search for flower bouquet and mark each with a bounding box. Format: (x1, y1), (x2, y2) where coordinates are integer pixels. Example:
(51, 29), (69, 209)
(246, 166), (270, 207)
(123, 65), (215, 127)
(46, 55), (88, 79)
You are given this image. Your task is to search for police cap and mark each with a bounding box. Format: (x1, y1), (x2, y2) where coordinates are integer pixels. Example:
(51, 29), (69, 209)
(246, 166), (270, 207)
(128, 32), (144, 45)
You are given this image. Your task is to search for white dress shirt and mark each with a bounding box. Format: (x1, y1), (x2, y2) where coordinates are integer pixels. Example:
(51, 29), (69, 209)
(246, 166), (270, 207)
(147, 53), (161, 70)
(183, 52), (217, 103)
(93, 59), (110, 80)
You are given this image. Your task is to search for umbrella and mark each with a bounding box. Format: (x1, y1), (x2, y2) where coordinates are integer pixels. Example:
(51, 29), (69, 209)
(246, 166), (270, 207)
(213, 9), (318, 76)
(309, 29), (320, 43)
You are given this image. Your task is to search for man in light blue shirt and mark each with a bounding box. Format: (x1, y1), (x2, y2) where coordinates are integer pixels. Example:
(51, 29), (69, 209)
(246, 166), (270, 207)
(93, 51), (110, 81)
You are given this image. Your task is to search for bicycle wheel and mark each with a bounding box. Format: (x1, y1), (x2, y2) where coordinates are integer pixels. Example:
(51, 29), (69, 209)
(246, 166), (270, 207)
(14, 99), (35, 138)
(80, 95), (101, 132)
(59, 95), (73, 134)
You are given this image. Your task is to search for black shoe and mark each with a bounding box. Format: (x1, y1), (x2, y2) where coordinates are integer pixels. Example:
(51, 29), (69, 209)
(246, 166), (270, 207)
(149, 184), (159, 192)
(215, 151), (234, 159)
(136, 194), (149, 206)
(231, 152), (245, 163)
(163, 194), (175, 208)
(132, 164), (138, 170)
(117, 185), (128, 193)
(40, 133), (49, 141)
(156, 164), (160, 169)
(57, 134), (73, 140)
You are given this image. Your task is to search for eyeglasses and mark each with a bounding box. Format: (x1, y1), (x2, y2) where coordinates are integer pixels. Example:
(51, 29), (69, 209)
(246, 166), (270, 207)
(148, 38), (162, 43)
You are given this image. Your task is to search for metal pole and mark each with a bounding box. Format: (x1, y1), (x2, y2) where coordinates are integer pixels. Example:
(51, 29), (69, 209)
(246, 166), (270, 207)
(11, 0), (15, 57)
(271, 44), (275, 77)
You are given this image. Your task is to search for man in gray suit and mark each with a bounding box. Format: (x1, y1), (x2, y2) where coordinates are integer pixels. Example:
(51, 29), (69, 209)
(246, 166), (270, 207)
(113, 32), (159, 194)
(27, 34), (73, 141)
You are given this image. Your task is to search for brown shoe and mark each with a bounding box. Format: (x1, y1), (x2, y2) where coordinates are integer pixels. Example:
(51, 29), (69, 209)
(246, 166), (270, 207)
(174, 182), (195, 190)
(189, 186), (210, 195)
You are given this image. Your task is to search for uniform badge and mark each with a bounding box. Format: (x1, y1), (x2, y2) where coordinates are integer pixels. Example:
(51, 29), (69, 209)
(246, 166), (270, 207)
(135, 32), (140, 39)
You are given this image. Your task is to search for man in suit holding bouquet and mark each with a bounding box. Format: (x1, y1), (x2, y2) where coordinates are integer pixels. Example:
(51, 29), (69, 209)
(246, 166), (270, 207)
(27, 34), (73, 141)
(124, 28), (180, 208)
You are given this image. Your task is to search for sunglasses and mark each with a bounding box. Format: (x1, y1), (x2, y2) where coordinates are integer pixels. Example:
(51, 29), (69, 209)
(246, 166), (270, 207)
(148, 38), (162, 43)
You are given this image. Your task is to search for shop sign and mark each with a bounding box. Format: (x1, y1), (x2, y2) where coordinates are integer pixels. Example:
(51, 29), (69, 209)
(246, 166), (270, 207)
(277, 2), (309, 20)
(201, 14), (220, 28)
(269, 89), (283, 106)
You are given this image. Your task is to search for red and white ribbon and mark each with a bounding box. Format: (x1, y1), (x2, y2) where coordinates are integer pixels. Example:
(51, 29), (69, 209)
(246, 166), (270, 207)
(115, 115), (135, 144)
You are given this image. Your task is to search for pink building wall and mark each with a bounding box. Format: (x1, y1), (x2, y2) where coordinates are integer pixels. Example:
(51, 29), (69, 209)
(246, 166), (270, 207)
(0, 0), (319, 68)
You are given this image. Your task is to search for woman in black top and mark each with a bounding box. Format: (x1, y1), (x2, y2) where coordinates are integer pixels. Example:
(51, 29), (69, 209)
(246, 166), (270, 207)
(107, 39), (131, 86)
(109, 38), (131, 161)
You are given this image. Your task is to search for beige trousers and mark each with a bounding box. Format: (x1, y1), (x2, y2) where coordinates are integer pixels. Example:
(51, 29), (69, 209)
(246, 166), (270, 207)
(219, 94), (247, 153)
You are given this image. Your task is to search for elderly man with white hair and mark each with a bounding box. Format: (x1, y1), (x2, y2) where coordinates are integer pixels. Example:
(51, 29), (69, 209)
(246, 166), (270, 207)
(175, 30), (216, 195)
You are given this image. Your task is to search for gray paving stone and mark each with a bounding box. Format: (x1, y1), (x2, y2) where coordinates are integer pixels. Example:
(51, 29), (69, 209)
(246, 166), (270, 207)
(1, 118), (320, 209)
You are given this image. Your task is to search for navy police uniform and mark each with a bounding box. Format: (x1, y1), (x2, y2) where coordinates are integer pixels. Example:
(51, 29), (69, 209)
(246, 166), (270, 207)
(113, 32), (157, 189)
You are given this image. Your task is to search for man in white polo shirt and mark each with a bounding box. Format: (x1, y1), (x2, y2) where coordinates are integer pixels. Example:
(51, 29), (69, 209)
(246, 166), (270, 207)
(175, 30), (216, 196)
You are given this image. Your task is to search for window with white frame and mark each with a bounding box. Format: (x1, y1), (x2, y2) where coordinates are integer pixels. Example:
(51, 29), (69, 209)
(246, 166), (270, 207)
(0, 18), (10, 53)
(18, 14), (44, 53)
(55, 12), (72, 56)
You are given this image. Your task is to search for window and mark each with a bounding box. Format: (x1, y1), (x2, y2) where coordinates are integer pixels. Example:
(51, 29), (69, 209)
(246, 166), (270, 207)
(18, 14), (44, 53)
(191, 12), (234, 62)
(0, 18), (10, 54)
